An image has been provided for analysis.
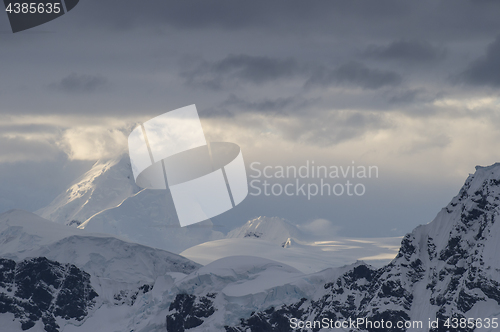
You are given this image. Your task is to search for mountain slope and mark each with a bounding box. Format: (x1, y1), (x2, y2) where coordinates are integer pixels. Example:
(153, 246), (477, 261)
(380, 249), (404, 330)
(35, 156), (140, 226)
(0, 209), (201, 332)
(0, 209), (200, 283)
(33, 154), (225, 253)
(78, 189), (225, 253)
(226, 216), (302, 244)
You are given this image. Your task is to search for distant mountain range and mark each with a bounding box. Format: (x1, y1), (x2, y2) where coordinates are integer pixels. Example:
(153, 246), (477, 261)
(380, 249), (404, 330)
(33, 155), (400, 267)
(182, 216), (401, 273)
(1, 157), (499, 331)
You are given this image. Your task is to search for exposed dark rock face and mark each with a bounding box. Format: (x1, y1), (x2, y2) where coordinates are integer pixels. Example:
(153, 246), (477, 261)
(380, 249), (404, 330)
(0, 257), (98, 332)
(112, 283), (153, 306)
(67, 220), (82, 227)
(244, 232), (263, 239)
(167, 293), (216, 331)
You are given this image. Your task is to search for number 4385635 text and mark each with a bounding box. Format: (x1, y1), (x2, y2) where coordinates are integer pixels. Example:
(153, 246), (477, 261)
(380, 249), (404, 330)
(5, 3), (61, 14)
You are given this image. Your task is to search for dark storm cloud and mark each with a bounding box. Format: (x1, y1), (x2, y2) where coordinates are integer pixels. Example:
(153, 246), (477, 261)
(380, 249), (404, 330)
(3, 0), (500, 120)
(222, 95), (295, 114)
(386, 88), (440, 105)
(50, 73), (108, 93)
(182, 55), (301, 89)
(184, 55), (402, 92)
(458, 36), (500, 87)
(306, 62), (402, 90)
(199, 94), (315, 118)
(279, 111), (388, 146)
(71, 0), (412, 32)
(388, 89), (422, 104)
(67, 0), (500, 43)
(222, 94), (315, 114)
(214, 55), (299, 83)
(364, 40), (445, 62)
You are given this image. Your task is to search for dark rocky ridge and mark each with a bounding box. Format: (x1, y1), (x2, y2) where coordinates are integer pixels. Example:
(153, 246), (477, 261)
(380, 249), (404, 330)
(0, 257), (98, 332)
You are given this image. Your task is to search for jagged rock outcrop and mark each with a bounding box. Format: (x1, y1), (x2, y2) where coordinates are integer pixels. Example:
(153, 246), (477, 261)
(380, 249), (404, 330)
(0, 257), (98, 332)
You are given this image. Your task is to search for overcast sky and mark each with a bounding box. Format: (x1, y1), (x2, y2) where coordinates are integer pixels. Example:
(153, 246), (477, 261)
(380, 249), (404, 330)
(1, 0), (500, 237)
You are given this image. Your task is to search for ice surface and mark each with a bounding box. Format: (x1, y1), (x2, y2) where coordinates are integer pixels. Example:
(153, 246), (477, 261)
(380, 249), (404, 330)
(181, 237), (401, 273)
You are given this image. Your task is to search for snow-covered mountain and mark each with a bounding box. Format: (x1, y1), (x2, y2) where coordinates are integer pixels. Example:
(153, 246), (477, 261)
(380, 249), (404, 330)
(226, 216), (302, 244)
(35, 155), (224, 253)
(35, 156), (140, 226)
(0, 210), (200, 284)
(0, 209), (201, 332)
(7, 162), (500, 331)
(78, 189), (225, 253)
(167, 163), (500, 331)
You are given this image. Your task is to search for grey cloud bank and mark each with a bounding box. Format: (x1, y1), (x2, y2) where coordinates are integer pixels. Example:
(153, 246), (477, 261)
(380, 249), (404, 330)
(306, 62), (402, 90)
(51, 73), (109, 93)
(364, 39), (446, 63)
